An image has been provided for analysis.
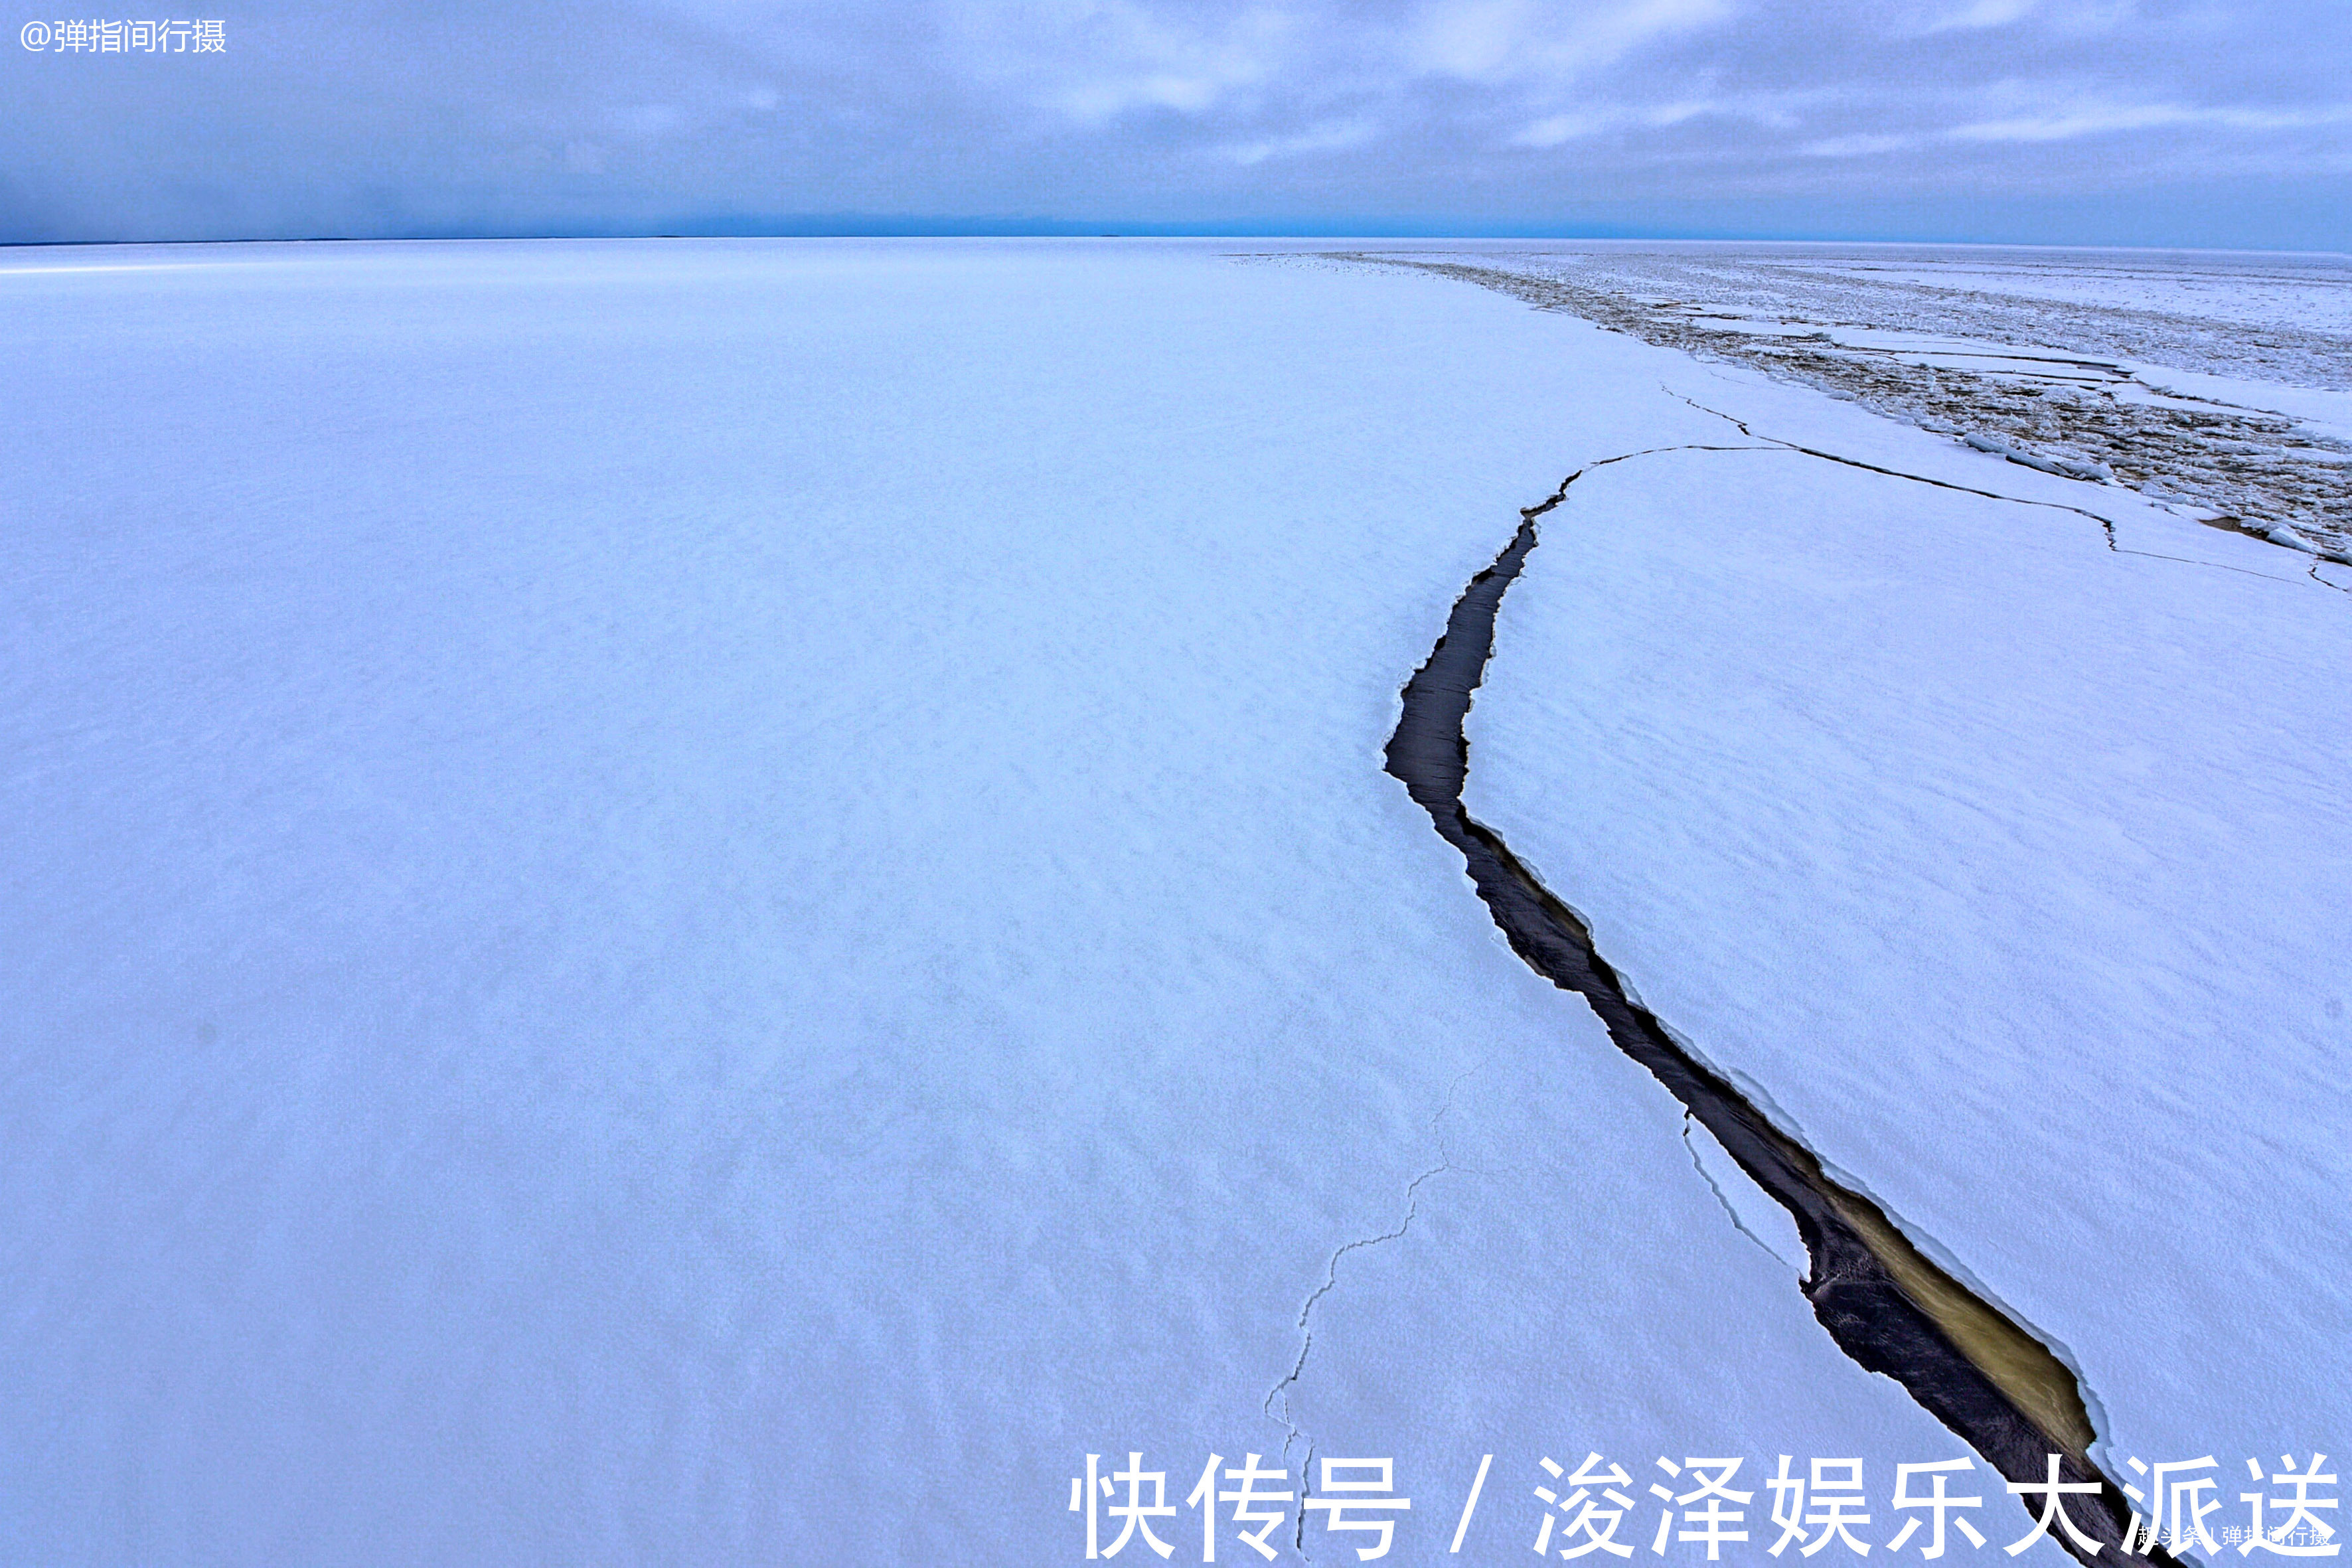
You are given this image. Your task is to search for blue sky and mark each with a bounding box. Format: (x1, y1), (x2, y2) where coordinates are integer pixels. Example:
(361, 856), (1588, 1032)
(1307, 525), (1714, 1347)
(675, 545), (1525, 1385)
(5, 0), (2348, 247)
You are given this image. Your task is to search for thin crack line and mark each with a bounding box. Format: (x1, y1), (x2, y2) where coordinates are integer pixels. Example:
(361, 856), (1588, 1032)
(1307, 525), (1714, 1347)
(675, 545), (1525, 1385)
(1669, 388), (2324, 585)
(1588, 441), (1778, 469)
(1263, 1160), (1452, 1474)
(1672, 387), (2146, 538)
(1682, 1110), (1798, 1269)
(1296, 1438), (1317, 1557)
(1261, 1046), (1490, 1485)
(1429, 1061), (1483, 1172)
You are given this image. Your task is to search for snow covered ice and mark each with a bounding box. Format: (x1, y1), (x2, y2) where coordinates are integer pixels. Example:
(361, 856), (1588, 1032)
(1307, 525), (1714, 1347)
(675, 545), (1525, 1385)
(1343, 242), (2352, 560)
(3, 238), (2344, 1563)
(1456, 353), (2352, 1466)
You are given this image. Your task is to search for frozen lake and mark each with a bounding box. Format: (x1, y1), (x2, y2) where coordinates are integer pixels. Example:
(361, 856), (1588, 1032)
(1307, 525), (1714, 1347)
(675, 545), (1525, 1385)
(3, 239), (2344, 1563)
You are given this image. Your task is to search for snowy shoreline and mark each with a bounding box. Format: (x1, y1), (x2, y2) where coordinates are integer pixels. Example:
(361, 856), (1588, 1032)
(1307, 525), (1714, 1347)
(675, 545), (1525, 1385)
(1314, 244), (2352, 565)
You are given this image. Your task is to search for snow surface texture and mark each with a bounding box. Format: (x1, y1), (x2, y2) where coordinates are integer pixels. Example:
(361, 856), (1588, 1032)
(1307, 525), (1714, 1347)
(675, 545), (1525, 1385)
(1459, 349), (2352, 1488)
(1324, 244), (2352, 560)
(3, 241), (2054, 1564)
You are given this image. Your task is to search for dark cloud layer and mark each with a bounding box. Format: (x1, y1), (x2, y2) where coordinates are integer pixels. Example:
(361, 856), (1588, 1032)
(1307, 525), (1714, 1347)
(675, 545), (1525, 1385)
(5, 1), (2347, 246)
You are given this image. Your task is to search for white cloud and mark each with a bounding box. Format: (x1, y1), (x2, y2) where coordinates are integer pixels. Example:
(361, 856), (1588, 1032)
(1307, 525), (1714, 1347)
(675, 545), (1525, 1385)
(1405, 0), (1735, 84)
(1778, 92), (2352, 160)
(1800, 131), (1922, 157)
(1512, 93), (1799, 147)
(1915, 0), (2136, 33)
(947, 1), (1296, 125)
(1952, 100), (2352, 141)
(1921, 0), (2037, 33)
(1220, 118), (1378, 163)
(1511, 111), (1607, 146)
(939, 0), (1736, 130)
(1405, 0), (1539, 77)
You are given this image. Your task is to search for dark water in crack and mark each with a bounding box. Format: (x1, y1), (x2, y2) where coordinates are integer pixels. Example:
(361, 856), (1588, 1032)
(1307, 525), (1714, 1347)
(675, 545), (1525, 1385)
(1384, 474), (2169, 1565)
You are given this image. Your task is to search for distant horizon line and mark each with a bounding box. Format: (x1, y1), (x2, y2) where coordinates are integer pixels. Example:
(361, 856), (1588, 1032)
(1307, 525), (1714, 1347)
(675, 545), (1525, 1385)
(6, 223), (2349, 260)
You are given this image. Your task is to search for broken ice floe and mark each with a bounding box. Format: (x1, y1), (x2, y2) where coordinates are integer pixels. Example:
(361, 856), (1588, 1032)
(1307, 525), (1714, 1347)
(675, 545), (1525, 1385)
(1963, 432), (2114, 483)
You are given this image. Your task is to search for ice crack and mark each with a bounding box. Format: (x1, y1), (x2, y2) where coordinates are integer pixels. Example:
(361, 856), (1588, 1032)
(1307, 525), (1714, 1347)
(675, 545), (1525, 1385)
(1380, 464), (2178, 1566)
(1264, 1069), (1486, 1512)
(1670, 389), (2333, 586)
